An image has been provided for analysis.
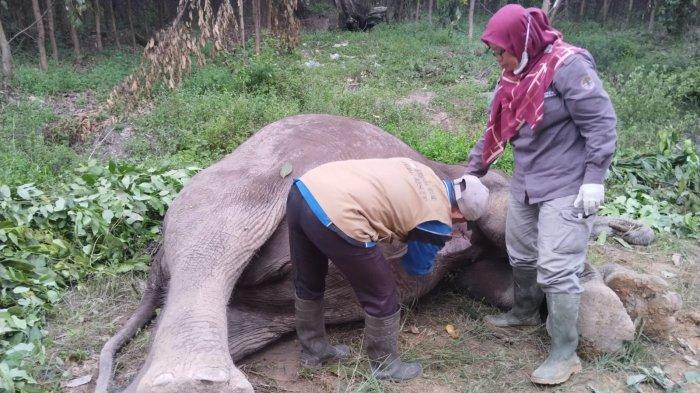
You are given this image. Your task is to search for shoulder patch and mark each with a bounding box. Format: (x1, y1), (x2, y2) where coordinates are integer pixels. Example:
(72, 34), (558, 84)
(580, 74), (595, 90)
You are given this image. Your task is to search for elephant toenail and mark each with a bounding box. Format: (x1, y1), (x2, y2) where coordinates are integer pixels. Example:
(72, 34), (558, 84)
(151, 373), (175, 386)
(194, 368), (229, 383)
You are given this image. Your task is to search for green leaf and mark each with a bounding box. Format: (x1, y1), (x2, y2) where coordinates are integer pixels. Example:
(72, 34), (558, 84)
(596, 231), (608, 245)
(102, 209), (115, 222)
(0, 185), (10, 199)
(279, 163), (293, 178)
(626, 374), (647, 386)
(613, 236), (632, 249)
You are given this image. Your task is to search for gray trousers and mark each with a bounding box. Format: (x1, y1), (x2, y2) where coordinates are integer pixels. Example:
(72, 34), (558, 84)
(505, 194), (594, 294)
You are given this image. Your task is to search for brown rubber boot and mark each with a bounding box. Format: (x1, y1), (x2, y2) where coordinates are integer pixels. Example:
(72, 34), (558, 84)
(363, 310), (422, 381)
(530, 293), (582, 385)
(295, 295), (351, 367)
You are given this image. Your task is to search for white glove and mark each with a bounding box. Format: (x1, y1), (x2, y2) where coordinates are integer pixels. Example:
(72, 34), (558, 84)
(573, 184), (604, 216)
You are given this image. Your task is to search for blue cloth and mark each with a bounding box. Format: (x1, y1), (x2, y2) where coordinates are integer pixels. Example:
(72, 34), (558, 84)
(401, 221), (451, 276)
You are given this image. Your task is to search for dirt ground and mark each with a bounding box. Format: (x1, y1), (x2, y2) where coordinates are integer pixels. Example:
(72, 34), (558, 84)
(38, 237), (699, 393)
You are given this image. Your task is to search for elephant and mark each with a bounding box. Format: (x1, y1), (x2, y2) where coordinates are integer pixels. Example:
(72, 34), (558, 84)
(95, 114), (661, 393)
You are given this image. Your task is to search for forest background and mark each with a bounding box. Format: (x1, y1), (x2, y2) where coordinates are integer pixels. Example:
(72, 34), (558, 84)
(0, 0), (698, 391)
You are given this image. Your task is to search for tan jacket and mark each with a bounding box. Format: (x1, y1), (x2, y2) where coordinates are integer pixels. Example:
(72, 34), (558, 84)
(299, 158), (452, 244)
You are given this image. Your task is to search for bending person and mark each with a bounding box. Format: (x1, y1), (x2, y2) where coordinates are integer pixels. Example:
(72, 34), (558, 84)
(463, 4), (617, 386)
(287, 157), (489, 381)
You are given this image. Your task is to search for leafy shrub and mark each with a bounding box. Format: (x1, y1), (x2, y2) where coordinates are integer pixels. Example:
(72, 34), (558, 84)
(12, 51), (139, 96)
(602, 133), (699, 237)
(609, 65), (700, 150)
(0, 162), (196, 391)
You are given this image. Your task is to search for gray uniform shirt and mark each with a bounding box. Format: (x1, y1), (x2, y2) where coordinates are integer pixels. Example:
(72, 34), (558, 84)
(465, 51), (617, 204)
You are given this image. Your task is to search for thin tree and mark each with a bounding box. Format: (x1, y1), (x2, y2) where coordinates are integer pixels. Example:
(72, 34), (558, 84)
(93, 0), (103, 50)
(579, 0), (587, 18)
(66, 0), (82, 57)
(542, 0), (551, 14)
(415, 0), (421, 21)
(237, 0), (245, 46)
(0, 16), (12, 83)
(125, 0), (136, 47)
(267, 0), (272, 30)
(253, 0), (261, 54)
(602, 0), (611, 21)
(108, 0), (120, 48)
(32, 0), (49, 70)
(647, 0), (655, 31)
(468, 0), (475, 39)
(626, 0), (634, 26)
(428, 0), (433, 23)
(45, 0), (59, 61)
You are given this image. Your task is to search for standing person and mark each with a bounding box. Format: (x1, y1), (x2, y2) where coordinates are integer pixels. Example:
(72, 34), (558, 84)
(287, 157), (489, 381)
(463, 4), (617, 385)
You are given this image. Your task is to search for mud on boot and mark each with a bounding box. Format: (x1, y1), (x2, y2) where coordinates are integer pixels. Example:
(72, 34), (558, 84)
(485, 268), (544, 328)
(295, 295), (351, 367)
(363, 310), (422, 381)
(530, 293), (582, 385)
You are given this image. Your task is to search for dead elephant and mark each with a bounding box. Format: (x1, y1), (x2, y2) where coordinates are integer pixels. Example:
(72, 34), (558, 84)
(97, 114), (646, 393)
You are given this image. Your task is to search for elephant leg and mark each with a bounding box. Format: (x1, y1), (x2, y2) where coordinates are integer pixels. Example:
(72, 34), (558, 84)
(127, 265), (254, 393)
(454, 255), (515, 309)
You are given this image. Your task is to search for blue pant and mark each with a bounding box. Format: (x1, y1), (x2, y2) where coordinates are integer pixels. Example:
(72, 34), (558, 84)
(286, 185), (399, 317)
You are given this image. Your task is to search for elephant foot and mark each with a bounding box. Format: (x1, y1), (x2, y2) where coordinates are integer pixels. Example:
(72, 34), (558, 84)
(134, 354), (253, 393)
(578, 278), (634, 354)
(601, 263), (682, 339)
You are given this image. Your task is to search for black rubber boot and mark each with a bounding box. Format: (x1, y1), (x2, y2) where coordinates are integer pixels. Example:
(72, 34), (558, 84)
(485, 267), (544, 327)
(530, 293), (582, 385)
(363, 310), (422, 381)
(295, 295), (351, 367)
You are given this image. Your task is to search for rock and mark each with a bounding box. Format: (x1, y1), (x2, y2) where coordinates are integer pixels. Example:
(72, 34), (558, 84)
(578, 276), (635, 353)
(601, 263), (682, 339)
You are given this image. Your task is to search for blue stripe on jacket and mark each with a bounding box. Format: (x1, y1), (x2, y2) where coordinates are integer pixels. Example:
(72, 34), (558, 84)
(293, 178), (453, 275)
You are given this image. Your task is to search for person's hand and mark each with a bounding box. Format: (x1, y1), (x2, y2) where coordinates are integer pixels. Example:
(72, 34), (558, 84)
(573, 184), (604, 216)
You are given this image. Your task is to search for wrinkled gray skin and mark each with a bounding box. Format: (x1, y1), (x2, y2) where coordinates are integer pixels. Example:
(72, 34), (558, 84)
(96, 114), (633, 393)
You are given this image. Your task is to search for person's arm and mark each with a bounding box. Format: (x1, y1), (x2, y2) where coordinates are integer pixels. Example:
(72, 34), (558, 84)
(464, 133), (490, 177)
(401, 221), (450, 276)
(556, 53), (617, 185)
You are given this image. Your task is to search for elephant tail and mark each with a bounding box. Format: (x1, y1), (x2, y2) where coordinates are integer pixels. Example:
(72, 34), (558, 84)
(94, 246), (168, 393)
(592, 216), (655, 246)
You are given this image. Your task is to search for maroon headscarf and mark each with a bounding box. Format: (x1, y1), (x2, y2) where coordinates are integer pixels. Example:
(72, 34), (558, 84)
(479, 4), (583, 165)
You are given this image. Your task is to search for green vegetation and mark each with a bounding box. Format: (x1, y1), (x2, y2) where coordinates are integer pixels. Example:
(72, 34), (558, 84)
(0, 18), (698, 391)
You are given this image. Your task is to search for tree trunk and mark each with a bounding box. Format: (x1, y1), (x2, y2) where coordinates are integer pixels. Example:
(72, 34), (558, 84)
(267, 0), (272, 30)
(626, 0), (634, 26)
(647, 0), (655, 31)
(45, 0), (59, 61)
(468, 0), (475, 39)
(428, 0), (433, 23)
(126, 0), (137, 47)
(254, 0), (262, 54)
(602, 0), (611, 21)
(32, 0), (49, 70)
(67, 0), (82, 57)
(94, 0), (103, 51)
(549, 0), (564, 19)
(237, 0), (245, 46)
(579, 0), (587, 18)
(542, 0), (551, 14)
(415, 0), (421, 21)
(0, 17), (12, 84)
(108, 0), (120, 48)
